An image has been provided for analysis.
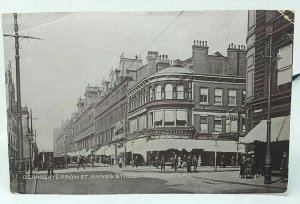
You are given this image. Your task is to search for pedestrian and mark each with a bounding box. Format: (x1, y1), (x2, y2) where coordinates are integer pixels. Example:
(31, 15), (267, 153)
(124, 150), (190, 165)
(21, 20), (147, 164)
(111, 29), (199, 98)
(64, 154), (68, 169)
(220, 155), (226, 168)
(155, 156), (159, 169)
(280, 152), (288, 182)
(245, 154), (253, 179)
(178, 156), (182, 168)
(240, 154), (246, 178)
(119, 157), (123, 168)
(198, 154), (202, 167)
(77, 155), (85, 169)
(174, 155), (178, 172)
(47, 156), (54, 177)
(134, 156), (138, 167)
(251, 154), (257, 178)
(193, 155), (198, 172)
(230, 156), (235, 167)
(187, 155), (192, 173)
(161, 155), (166, 171)
(91, 154), (95, 168)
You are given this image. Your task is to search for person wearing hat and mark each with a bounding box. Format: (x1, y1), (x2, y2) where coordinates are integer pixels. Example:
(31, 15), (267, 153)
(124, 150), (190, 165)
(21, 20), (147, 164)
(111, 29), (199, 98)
(280, 152), (288, 182)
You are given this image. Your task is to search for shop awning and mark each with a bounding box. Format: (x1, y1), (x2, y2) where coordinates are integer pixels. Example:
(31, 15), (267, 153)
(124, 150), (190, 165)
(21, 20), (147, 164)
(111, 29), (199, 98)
(95, 146), (108, 156)
(239, 116), (290, 144)
(138, 139), (245, 153)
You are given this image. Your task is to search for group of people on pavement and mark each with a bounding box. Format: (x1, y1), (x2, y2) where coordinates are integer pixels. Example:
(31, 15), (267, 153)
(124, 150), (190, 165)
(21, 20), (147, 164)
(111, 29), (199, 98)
(153, 154), (203, 173)
(239, 152), (288, 181)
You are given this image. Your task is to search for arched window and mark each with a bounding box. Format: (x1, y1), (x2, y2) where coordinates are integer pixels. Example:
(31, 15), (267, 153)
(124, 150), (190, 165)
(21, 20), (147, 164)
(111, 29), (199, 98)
(165, 84), (173, 99)
(177, 85), (184, 99)
(155, 85), (161, 100)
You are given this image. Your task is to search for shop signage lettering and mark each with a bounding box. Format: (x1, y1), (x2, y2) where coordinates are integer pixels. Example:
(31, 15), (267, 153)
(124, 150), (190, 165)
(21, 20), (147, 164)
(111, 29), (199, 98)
(145, 128), (192, 136)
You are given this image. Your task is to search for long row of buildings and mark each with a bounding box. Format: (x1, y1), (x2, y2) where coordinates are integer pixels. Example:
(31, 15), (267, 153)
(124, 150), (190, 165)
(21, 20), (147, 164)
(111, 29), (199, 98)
(5, 63), (39, 178)
(54, 10), (294, 168)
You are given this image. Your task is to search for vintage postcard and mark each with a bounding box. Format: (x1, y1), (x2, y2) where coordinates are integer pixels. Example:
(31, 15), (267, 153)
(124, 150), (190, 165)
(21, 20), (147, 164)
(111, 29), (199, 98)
(2, 10), (294, 194)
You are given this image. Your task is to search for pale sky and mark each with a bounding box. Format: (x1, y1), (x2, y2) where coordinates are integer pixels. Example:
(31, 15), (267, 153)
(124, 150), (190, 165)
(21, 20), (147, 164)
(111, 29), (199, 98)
(2, 11), (248, 151)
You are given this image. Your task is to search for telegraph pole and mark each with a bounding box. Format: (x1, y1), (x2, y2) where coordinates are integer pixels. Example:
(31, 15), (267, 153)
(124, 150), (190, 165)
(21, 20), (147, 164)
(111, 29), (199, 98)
(3, 13), (42, 193)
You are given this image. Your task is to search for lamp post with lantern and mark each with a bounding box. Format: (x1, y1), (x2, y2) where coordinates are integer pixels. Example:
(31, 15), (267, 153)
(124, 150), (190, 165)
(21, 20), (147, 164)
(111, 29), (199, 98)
(212, 132), (220, 172)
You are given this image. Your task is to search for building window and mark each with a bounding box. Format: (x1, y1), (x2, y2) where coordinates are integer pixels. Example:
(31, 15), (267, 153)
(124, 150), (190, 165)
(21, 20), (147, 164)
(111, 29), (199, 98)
(277, 44), (293, 86)
(144, 89), (147, 104)
(176, 85), (184, 99)
(246, 47), (255, 67)
(248, 10), (256, 30)
(226, 119), (237, 133)
(214, 117), (222, 132)
(155, 85), (161, 100)
(228, 90), (237, 105)
(200, 88), (208, 104)
(242, 90), (246, 106)
(176, 109), (187, 126)
(150, 88), (155, 101)
(200, 117), (208, 132)
(138, 115), (146, 130)
(154, 110), (163, 127)
(242, 116), (246, 133)
(214, 88), (223, 104)
(129, 118), (137, 133)
(165, 84), (173, 99)
(246, 70), (254, 98)
(149, 112), (153, 128)
(164, 109), (175, 126)
(188, 82), (192, 99)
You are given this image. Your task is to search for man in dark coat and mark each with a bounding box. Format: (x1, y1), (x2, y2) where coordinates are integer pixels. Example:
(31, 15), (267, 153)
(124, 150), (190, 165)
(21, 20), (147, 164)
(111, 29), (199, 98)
(161, 155), (166, 171)
(280, 152), (288, 182)
(240, 154), (246, 178)
(174, 155), (178, 172)
(47, 156), (54, 177)
(193, 155), (198, 172)
(77, 155), (85, 169)
(187, 155), (192, 173)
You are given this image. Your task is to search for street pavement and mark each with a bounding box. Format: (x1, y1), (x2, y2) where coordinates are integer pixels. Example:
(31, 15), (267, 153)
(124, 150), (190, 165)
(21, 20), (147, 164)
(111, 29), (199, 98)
(24, 164), (288, 194)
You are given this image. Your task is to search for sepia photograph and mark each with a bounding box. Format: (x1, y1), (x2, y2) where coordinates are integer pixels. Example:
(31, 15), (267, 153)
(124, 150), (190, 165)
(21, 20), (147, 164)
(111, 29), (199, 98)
(1, 10), (294, 194)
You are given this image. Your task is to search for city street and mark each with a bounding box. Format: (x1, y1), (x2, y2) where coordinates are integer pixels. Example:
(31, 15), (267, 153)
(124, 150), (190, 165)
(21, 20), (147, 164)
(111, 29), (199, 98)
(25, 165), (287, 194)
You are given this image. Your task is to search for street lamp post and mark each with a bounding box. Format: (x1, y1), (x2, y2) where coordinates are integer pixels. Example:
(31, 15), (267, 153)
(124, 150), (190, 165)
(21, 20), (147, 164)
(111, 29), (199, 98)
(131, 140), (134, 167)
(212, 132), (220, 172)
(264, 34), (273, 184)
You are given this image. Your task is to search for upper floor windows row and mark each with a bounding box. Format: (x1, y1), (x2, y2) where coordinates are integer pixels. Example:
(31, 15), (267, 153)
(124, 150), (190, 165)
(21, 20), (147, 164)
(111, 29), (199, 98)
(199, 87), (245, 106)
(129, 82), (192, 111)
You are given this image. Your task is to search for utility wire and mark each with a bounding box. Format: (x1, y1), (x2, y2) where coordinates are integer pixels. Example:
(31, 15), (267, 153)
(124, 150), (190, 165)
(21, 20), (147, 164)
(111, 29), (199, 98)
(140, 11), (184, 55)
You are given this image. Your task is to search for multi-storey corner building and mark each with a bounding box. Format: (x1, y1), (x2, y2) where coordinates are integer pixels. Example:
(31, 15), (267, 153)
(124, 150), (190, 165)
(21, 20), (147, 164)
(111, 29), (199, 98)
(242, 10), (294, 169)
(54, 40), (247, 166)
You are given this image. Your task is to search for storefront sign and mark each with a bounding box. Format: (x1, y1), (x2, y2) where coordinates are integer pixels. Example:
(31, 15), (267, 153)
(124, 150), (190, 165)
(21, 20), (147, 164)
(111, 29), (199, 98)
(144, 128), (194, 136)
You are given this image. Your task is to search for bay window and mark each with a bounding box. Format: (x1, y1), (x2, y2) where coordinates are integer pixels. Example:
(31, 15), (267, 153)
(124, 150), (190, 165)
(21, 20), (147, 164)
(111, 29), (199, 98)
(154, 110), (163, 127)
(164, 109), (175, 126)
(155, 85), (162, 100)
(176, 85), (184, 99)
(176, 109), (187, 126)
(165, 84), (173, 99)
